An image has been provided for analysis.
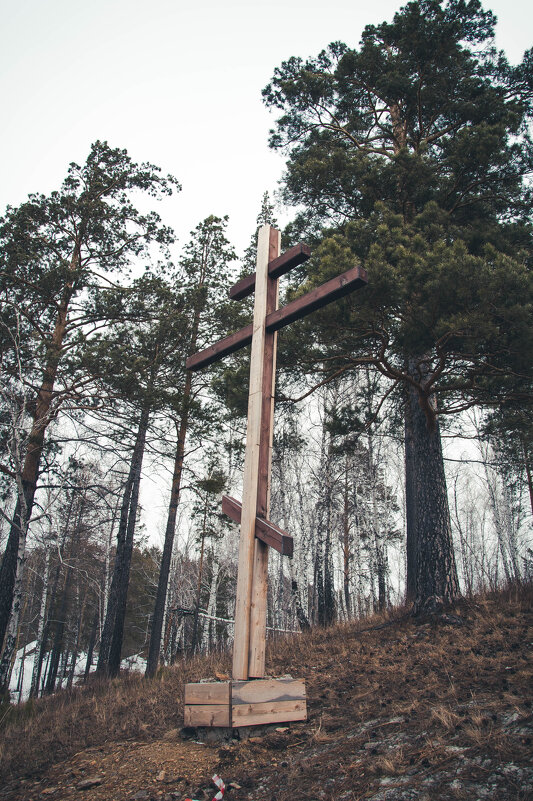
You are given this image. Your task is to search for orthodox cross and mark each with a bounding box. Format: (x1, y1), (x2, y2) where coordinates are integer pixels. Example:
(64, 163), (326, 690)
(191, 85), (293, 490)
(187, 225), (367, 682)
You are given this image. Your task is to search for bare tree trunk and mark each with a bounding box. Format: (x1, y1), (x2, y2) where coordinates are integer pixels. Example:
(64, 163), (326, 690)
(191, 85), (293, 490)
(0, 480), (31, 694)
(102, 494), (121, 635)
(84, 610), (98, 681)
(97, 407), (149, 677)
(452, 475), (474, 596)
(190, 517), (207, 655)
(44, 490), (86, 694)
(323, 526), (336, 625)
(290, 577), (310, 631)
(342, 455), (352, 617)
(404, 391), (417, 602)
(29, 532), (54, 698)
(201, 555), (220, 652)
(31, 551), (63, 698)
(15, 642), (26, 703)
(146, 377), (191, 677)
(108, 421), (148, 677)
(44, 559), (73, 694)
(0, 262), (77, 651)
(67, 586), (86, 690)
(407, 366), (459, 612)
(522, 436), (533, 517)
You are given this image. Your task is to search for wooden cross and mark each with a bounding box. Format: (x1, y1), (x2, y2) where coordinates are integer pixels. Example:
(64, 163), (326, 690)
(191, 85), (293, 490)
(187, 225), (367, 681)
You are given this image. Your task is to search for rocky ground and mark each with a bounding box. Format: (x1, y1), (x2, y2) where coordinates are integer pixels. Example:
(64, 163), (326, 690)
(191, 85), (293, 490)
(1, 589), (531, 800)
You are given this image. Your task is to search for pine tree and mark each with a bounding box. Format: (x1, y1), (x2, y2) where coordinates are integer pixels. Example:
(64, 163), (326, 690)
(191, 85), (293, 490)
(88, 273), (187, 677)
(262, 0), (533, 609)
(0, 142), (179, 654)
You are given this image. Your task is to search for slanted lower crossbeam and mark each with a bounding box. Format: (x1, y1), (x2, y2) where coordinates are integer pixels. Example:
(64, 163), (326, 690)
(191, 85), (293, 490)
(222, 495), (293, 556)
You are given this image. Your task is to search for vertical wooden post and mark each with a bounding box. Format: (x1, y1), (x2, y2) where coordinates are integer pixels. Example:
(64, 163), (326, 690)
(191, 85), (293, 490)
(249, 227), (280, 677)
(232, 225), (279, 681)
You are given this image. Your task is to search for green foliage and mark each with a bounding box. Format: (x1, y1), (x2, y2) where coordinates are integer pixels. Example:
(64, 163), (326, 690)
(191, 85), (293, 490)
(264, 0), (532, 233)
(191, 457), (228, 544)
(179, 214), (237, 344)
(262, 0), (533, 418)
(82, 272), (189, 415)
(241, 191), (279, 273)
(307, 203), (532, 413)
(0, 140), (181, 478)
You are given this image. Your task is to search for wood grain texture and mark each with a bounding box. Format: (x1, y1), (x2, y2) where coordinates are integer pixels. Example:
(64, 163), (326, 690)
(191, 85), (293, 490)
(186, 265), (367, 372)
(184, 678), (307, 728)
(232, 225), (273, 681)
(268, 243), (311, 280)
(265, 265), (368, 333)
(249, 226), (280, 679)
(231, 699), (307, 727)
(184, 682), (230, 705)
(184, 704), (231, 727)
(232, 678), (306, 704)
(185, 323), (253, 371)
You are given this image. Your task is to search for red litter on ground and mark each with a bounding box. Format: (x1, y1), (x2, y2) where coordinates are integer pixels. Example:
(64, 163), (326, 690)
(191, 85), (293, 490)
(185, 774), (225, 801)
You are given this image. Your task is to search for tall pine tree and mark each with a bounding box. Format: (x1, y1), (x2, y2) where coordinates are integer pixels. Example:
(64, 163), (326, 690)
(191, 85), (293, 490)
(0, 143), (179, 655)
(262, 0), (533, 609)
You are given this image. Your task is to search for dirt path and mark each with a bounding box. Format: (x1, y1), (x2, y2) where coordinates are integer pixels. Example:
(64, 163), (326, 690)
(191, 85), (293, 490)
(1, 737), (220, 801)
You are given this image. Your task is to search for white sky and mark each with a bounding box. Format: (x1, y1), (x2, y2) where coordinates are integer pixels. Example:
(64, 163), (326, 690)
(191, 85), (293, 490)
(1, 0), (530, 549)
(1, 0), (531, 258)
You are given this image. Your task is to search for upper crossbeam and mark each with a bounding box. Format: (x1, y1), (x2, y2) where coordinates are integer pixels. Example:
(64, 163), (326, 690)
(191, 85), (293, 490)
(229, 243), (311, 301)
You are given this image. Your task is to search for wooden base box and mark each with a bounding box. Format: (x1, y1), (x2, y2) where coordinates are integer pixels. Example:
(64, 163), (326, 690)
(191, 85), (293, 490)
(184, 677), (307, 728)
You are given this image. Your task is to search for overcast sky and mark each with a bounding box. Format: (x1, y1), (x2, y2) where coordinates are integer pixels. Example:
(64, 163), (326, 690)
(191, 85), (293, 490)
(1, 0), (531, 259)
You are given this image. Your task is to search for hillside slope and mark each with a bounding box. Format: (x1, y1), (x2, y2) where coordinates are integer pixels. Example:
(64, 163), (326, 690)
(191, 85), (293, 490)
(1, 588), (532, 801)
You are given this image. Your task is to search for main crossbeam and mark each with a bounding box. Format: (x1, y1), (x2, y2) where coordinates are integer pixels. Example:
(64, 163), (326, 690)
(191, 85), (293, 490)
(186, 264), (368, 371)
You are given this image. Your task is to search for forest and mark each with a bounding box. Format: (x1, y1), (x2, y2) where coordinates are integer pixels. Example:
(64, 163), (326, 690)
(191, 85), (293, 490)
(0, 0), (532, 702)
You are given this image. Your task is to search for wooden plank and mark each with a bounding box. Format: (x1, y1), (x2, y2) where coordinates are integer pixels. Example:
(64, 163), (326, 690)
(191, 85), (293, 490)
(254, 518), (293, 557)
(232, 678), (306, 705)
(229, 243), (311, 301)
(249, 226), (280, 679)
(222, 495), (293, 557)
(185, 323), (252, 372)
(269, 243), (311, 280)
(265, 265), (368, 333)
(228, 273), (258, 303)
(186, 265), (367, 372)
(184, 704), (230, 728)
(184, 682), (230, 705)
(231, 699), (307, 727)
(232, 224), (272, 682)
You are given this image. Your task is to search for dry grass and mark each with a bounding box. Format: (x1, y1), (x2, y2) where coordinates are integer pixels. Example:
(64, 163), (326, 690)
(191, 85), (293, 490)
(1, 584), (532, 801)
(0, 649), (231, 782)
